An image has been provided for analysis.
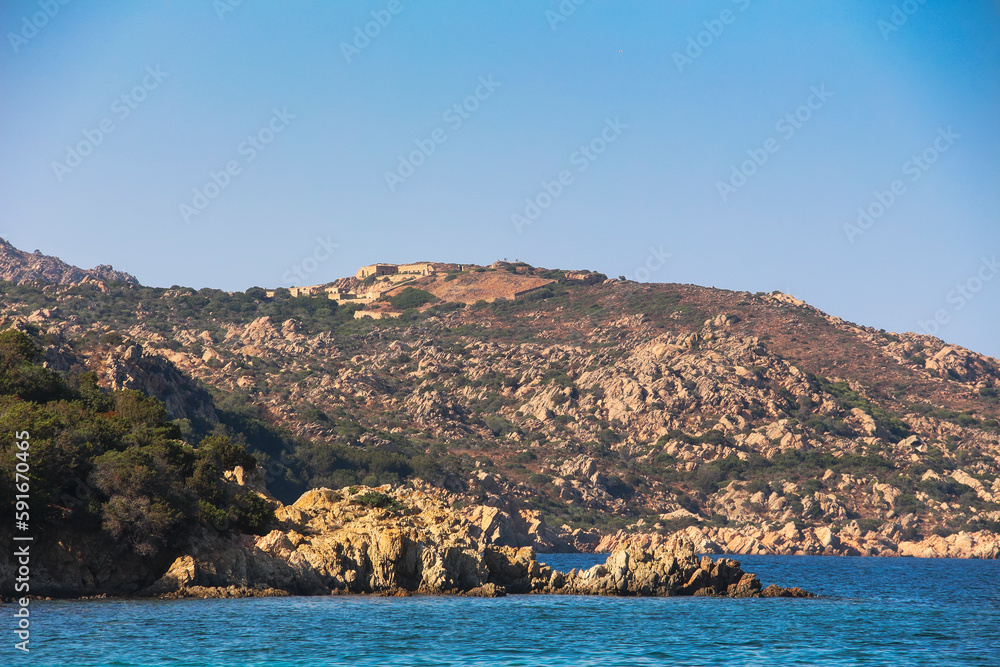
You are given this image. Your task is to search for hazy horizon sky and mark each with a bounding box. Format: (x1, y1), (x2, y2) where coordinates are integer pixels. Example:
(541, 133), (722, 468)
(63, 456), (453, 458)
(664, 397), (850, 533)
(1, 1), (998, 358)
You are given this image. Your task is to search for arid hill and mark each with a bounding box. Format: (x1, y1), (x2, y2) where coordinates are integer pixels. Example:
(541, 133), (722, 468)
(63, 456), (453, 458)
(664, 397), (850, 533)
(1, 239), (997, 558)
(414, 270), (555, 304)
(0, 237), (137, 287)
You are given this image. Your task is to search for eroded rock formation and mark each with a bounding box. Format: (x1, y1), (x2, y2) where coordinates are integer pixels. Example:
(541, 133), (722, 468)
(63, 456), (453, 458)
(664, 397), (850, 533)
(140, 485), (809, 599)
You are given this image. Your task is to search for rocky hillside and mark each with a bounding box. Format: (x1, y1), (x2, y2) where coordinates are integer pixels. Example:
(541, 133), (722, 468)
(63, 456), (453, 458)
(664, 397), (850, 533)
(0, 237), (137, 287)
(1, 240), (998, 559)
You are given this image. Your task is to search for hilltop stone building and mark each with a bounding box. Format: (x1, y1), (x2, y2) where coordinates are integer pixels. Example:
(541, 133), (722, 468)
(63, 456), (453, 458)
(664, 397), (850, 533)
(287, 286), (322, 297)
(398, 262), (435, 276)
(356, 264), (398, 279)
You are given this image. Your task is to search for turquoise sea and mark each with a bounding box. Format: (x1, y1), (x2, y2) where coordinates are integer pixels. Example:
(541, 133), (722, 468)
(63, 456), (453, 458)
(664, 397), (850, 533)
(6, 555), (999, 666)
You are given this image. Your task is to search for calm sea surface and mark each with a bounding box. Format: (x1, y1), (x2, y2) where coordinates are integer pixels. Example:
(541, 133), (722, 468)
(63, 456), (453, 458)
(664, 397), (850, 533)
(5, 555), (999, 666)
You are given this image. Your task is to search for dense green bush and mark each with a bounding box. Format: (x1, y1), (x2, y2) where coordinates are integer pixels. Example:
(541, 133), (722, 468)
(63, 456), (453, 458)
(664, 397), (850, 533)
(389, 287), (438, 310)
(4, 281), (361, 338)
(855, 518), (883, 534)
(484, 415), (515, 437)
(603, 475), (634, 500)
(892, 493), (922, 514)
(0, 329), (273, 560)
(529, 472), (552, 486)
(908, 403), (981, 428)
(916, 477), (977, 504)
(0, 329), (71, 403)
(355, 490), (404, 511)
(812, 375), (911, 438)
(663, 448), (896, 499)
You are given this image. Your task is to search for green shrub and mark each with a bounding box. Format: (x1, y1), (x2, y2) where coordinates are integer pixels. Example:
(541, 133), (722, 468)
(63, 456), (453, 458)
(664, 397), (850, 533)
(484, 415), (515, 437)
(694, 429), (733, 447)
(356, 491), (404, 511)
(745, 479), (772, 496)
(917, 477), (975, 502)
(658, 516), (701, 532)
(0, 329), (71, 403)
(652, 452), (677, 468)
(389, 287), (438, 310)
(232, 491), (275, 534)
(603, 475), (634, 500)
(693, 465), (724, 495)
(856, 518), (882, 534)
(814, 375), (911, 438)
(0, 329), (268, 561)
(894, 493), (922, 514)
(909, 403), (981, 428)
(800, 478), (823, 495)
(597, 428), (620, 446)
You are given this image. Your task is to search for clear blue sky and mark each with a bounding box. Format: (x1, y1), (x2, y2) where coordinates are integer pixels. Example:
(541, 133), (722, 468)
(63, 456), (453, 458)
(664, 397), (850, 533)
(1, 1), (998, 358)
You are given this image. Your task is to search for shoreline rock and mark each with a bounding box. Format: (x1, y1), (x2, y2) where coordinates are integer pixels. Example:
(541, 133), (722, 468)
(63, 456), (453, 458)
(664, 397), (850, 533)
(449, 486), (1000, 560)
(134, 486), (810, 600)
(7, 480), (995, 603)
(594, 523), (1000, 560)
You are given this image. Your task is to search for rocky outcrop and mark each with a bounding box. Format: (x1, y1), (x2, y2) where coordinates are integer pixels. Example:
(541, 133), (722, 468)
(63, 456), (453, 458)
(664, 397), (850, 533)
(98, 342), (219, 423)
(922, 345), (999, 383)
(3, 246), (997, 561)
(541, 535), (809, 598)
(139, 486), (809, 599)
(0, 236), (138, 286)
(0, 527), (171, 599)
(896, 531), (1000, 559)
(595, 522), (1000, 560)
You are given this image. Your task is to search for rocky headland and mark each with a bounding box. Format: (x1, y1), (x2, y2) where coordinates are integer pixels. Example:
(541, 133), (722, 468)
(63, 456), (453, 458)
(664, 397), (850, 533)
(1, 240), (998, 583)
(139, 483), (810, 600)
(0, 479), (808, 601)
